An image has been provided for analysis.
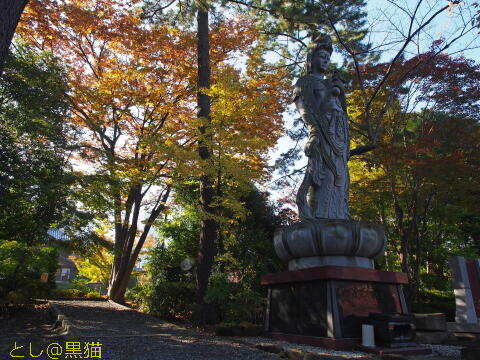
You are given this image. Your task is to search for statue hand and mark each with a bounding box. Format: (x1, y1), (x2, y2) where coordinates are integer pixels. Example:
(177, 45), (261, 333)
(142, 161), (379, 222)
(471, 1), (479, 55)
(331, 71), (345, 93)
(332, 79), (344, 93)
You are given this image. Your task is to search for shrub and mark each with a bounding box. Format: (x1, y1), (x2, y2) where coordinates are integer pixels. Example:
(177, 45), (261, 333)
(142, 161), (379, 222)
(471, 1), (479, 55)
(132, 281), (196, 320)
(420, 273), (453, 292)
(85, 291), (106, 300)
(205, 268), (265, 324)
(71, 276), (91, 293)
(51, 288), (85, 298)
(0, 241), (58, 303)
(411, 288), (455, 321)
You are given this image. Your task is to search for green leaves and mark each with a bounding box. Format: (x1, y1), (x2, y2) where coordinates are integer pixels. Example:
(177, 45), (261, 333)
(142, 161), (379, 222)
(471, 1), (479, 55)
(0, 47), (74, 245)
(0, 241), (59, 302)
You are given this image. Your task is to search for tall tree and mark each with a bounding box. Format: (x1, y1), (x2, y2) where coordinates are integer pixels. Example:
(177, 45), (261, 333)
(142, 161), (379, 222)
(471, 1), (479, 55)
(142, 0), (291, 322)
(0, 46), (72, 244)
(328, 0), (476, 156)
(195, 1), (217, 323)
(18, 0), (197, 302)
(18, 0), (289, 303)
(0, 47), (76, 300)
(270, 1), (477, 197)
(225, 0), (369, 73)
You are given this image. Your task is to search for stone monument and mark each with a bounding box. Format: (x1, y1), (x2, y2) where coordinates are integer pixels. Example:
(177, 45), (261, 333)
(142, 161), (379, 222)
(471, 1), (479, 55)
(449, 256), (480, 324)
(275, 34), (385, 271)
(262, 35), (418, 351)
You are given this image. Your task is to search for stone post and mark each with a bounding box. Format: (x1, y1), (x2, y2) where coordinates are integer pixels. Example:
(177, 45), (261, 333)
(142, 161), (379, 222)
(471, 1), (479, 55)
(449, 256), (478, 324)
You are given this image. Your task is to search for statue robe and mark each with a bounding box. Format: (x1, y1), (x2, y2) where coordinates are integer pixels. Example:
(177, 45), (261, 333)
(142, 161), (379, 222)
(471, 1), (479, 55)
(292, 74), (350, 220)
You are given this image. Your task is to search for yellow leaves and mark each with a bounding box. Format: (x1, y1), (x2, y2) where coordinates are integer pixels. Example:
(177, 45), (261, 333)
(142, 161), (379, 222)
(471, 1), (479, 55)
(71, 238), (113, 284)
(19, 0), (290, 227)
(349, 157), (385, 184)
(196, 37), (290, 194)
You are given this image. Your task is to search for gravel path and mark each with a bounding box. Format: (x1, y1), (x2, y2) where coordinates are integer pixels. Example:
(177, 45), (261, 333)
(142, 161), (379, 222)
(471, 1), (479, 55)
(3, 300), (463, 360)
(49, 300), (281, 360)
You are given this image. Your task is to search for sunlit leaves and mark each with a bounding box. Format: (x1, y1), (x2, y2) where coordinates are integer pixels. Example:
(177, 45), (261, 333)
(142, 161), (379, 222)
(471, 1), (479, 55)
(17, 0), (290, 246)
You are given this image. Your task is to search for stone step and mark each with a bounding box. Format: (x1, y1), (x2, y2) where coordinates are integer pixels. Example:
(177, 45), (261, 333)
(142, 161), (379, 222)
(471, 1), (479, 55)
(413, 313), (446, 331)
(447, 322), (480, 333)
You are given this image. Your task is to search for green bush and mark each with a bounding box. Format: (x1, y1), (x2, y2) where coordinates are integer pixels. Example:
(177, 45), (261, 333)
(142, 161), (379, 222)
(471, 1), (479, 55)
(51, 288), (86, 298)
(131, 281), (196, 320)
(420, 273), (453, 292)
(85, 291), (106, 300)
(205, 268), (266, 324)
(0, 241), (58, 303)
(71, 276), (91, 293)
(411, 288), (455, 321)
(50, 288), (105, 300)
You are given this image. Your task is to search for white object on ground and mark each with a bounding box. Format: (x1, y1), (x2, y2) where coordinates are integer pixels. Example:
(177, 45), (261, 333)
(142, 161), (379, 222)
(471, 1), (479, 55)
(361, 324), (375, 347)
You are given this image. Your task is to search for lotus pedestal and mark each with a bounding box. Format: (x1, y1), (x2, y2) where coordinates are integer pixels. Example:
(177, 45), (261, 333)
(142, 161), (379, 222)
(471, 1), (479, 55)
(263, 219), (425, 352)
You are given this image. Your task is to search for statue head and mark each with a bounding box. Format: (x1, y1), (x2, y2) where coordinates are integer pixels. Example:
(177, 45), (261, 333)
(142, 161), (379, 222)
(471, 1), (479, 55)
(306, 34), (333, 74)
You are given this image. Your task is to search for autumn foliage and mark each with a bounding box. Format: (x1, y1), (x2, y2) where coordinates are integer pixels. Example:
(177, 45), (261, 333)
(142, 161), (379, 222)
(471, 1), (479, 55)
(17, 0), (290, 302)
(348, 51), (480, 302)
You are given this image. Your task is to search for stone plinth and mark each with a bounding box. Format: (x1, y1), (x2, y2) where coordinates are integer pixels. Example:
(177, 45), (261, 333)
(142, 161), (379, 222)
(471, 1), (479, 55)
(413, 313), (447, 331)
(449, 256), (479, 324)
(262, 266), (410, 349)
(274, 219), (386, 270)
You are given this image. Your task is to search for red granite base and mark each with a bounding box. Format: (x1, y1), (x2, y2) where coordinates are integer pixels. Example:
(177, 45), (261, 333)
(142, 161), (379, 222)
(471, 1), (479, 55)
(358, 344), (432, 355)
(264, 266), (413, 349)
(268, 332), (359, 350)
(261, 265), (408, 285)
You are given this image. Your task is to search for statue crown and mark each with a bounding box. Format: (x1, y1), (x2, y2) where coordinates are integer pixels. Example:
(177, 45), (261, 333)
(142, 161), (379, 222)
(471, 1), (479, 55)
(311, 34), (333, 55)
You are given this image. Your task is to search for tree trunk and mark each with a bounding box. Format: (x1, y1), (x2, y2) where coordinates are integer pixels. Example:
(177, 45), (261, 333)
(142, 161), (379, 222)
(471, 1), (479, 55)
(195, 4), (218, 325)
(107, 186), (171, 304)
(0, 0), (29, 76)
(108, 262), (131, 303)
(108, 255), (136, 303)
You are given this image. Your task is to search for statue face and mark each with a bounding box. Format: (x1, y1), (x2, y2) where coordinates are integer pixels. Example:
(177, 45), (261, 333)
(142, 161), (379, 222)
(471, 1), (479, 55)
(312, 49), (330, 74)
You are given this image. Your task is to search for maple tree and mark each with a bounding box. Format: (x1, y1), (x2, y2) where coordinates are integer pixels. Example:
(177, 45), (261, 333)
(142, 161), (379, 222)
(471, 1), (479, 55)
(72, 244), (113, 288)
(271, 1), (477, 193)
(336, 1), (476, 156)
(348, 52), (480, 302)
(18, 0), (289, 303)
(18, 0), (197, 302)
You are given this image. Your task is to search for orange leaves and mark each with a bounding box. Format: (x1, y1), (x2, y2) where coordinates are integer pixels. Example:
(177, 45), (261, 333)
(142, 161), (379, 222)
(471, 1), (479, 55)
(18, 0), (290, 200)
(209, 18), (259, 65)
(17, 0), (198, 188)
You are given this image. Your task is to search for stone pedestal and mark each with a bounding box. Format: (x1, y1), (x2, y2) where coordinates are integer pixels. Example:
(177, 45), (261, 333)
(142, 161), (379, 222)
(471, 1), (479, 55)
(263, 218), (429, 352)
(262, 266), (409, 349)
(274, 219), (386, 271)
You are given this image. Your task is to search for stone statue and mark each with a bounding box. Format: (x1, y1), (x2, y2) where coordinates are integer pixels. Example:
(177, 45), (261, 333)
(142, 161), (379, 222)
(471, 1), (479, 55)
(292, 34), (350, 220)
(273, 34), (386, 270)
